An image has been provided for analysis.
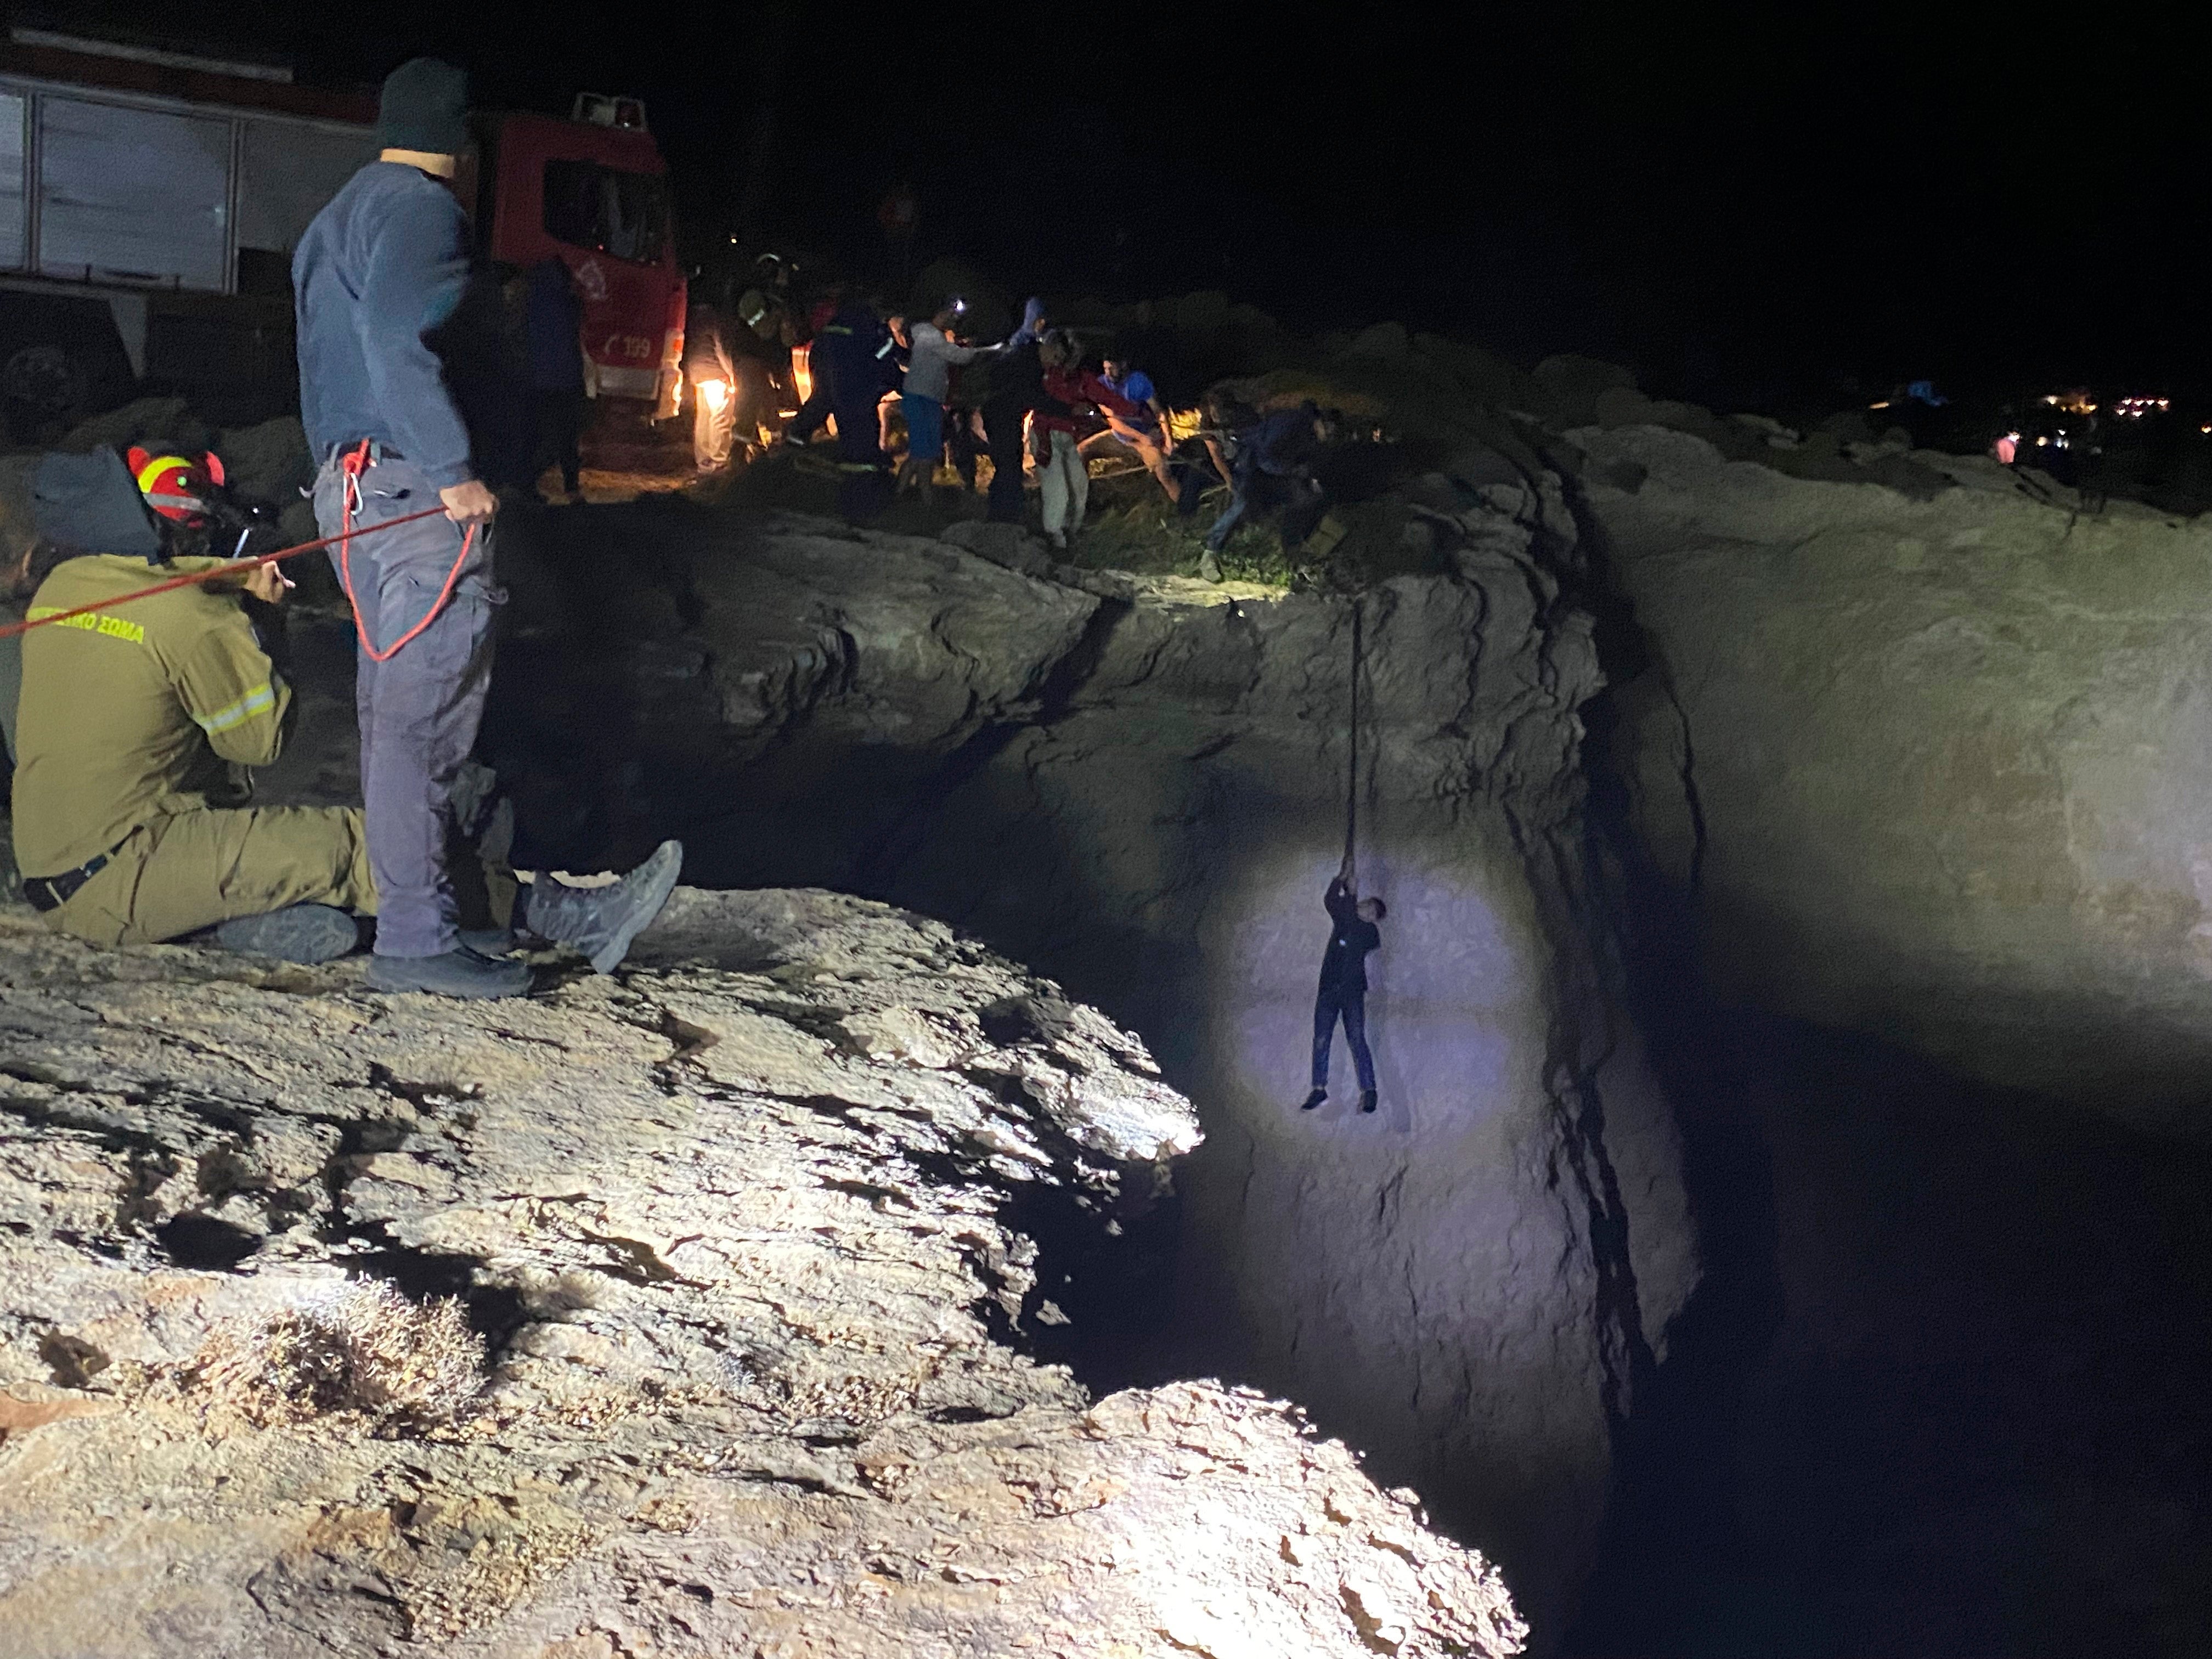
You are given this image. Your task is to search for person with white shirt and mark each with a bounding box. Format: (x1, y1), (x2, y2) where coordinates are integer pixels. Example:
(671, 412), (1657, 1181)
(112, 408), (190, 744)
(899, 302), (998, 492)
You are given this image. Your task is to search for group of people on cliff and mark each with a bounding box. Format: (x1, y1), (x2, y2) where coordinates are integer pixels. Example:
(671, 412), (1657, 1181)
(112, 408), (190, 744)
(686, 275), (1342, 582)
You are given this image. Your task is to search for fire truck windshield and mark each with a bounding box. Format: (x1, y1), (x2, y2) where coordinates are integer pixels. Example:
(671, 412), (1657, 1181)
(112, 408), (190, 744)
(542, 159), (668, 264)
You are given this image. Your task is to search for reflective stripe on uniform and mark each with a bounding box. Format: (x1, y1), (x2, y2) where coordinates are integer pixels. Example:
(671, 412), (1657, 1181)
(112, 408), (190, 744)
(26, 607), (146, 644)
(193, 682), (276, 735)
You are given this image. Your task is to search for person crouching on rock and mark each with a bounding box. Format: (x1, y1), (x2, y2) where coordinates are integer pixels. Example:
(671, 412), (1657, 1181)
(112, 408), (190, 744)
(9, 449), (682, 995)
(1302, 852), (1386, 1115)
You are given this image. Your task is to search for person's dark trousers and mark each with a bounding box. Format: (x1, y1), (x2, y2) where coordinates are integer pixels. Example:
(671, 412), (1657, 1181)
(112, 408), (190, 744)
(1205, 480), (1250, 551)
(313, 454), (500, 960)
(833, 396), (889, 520)
(984, 404), (1029, 521)
(946, 407), (983, 490)
(533, 389), (584, 492)
(1282, 488), (1329, 549)
(1172, 455), (1207, 518)
(789, 383), (836, 442)
(1312, 985), (1377, 1093)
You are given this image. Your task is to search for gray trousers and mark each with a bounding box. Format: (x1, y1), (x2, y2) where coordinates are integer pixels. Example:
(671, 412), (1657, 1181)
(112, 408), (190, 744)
(314, 455), (499, 959)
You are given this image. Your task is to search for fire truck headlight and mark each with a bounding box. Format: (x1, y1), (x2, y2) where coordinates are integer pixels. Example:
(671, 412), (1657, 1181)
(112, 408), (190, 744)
(697, 377), (731, 414)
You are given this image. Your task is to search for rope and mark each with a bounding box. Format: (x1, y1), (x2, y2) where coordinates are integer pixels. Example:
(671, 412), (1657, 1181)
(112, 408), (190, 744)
(0, 504), (453, 641)
(1346, 598), (1362, 868)
(336, 444), (477, 663)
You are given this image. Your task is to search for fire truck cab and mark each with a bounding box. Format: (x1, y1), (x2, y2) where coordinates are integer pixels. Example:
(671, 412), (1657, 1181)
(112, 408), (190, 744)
(472, 95), (685, 420)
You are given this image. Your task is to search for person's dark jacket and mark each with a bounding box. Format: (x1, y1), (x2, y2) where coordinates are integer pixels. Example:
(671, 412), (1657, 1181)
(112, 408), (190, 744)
(812, 303), (889, 410)
(293, 161), (475, 487)
(983, 337), (1043, 419)
(525, 259), (585, 392)
(1319, 876), (1380, 993)
(1240, 401), (1323, 481)
(683, 302), (736, 386)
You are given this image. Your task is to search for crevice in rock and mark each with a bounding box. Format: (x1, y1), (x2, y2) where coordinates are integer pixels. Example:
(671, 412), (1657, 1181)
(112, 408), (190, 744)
(855, 594), (1133, 898)
(155, 1211), (265, 1271)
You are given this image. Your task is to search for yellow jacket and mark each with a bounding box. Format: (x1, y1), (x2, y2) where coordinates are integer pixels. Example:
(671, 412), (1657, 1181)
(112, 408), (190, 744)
(10, 556), (291, 878)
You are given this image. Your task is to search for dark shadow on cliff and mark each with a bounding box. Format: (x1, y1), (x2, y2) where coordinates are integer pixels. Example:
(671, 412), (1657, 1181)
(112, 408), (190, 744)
(1565, 616), (1793, 1654)
(1565, 478), (2212, 1656)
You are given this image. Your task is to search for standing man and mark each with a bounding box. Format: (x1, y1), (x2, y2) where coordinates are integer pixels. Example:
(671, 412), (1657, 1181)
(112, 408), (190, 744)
(1035, 335), (1142, 552)
(685, 289), (740, 474)
(525, 258), (587, 500)
(1302, 853), (1386, 1115)
(981, 320), (1043, 523)
(293, 57), (524, 997)
(901, 303), (997, 493)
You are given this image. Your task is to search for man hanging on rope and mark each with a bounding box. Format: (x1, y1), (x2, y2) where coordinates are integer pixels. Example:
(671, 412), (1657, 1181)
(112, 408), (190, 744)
(1302, 851), (1387, 1115)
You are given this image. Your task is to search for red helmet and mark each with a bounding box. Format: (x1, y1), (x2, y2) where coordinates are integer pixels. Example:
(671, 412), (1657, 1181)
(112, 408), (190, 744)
(126, 445), (226, 525)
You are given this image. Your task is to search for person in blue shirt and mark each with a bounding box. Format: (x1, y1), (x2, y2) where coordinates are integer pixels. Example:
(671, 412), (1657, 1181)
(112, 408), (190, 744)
(1304, 853), (1386, 1114)
(1097, 354), (1179, 503)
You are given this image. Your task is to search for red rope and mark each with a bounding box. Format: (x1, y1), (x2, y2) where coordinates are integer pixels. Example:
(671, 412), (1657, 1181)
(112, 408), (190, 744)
(335, 442), (477, 663)
(0, 502), (454, 641)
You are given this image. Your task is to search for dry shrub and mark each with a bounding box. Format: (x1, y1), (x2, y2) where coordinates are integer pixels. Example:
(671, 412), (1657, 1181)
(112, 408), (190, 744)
(189, 1281), (484, 1427)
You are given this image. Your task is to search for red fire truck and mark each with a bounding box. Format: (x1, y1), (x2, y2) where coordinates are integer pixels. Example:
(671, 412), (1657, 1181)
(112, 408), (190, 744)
(0, 27), (684, 433)
(469, 95), (686, 419)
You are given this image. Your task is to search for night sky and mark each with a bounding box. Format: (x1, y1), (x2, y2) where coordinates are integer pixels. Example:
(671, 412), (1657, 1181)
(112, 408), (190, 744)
(55, 1), (2212, 405)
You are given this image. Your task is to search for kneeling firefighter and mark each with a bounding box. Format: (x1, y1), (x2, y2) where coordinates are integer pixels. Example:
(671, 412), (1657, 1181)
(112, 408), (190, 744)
(9, 448), (680, 991)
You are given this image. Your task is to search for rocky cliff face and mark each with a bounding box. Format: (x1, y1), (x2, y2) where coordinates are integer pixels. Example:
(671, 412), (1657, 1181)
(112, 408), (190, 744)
(1579, 423), (2212, 1133)
(0, 889), (1524, 1656)
(468, 494), (1700, 1641)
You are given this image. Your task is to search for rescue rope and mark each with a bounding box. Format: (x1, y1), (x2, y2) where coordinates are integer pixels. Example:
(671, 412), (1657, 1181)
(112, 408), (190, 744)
(0, 504), (454, 641)
(1346, 599), (1362, 868)
(336, 443), (477, 664)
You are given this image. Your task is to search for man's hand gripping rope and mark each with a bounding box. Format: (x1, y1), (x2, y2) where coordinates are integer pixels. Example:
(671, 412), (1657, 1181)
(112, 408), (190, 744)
(336, 441), (479, 663)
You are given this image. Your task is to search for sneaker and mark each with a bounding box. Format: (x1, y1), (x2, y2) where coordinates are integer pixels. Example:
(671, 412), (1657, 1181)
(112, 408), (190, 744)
(519, 839), (683, 974)
(1046, 529), (1068, 552)
(213, 904), (359, 964)
(1359, 1090), (1378, 1115)
(459, 927), (519, 957)
(1300, 1088), (1327, 1111)
(366, 947), (532, 999)
(1197, 551), (1224, 584)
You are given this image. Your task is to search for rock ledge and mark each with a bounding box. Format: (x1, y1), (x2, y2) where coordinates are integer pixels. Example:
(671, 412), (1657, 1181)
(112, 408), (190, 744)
(0, 888), (1523, 1657)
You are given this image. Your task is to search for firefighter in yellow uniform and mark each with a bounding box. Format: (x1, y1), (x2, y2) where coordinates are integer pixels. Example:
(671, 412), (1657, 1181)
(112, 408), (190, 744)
(10, 449), (371, 960)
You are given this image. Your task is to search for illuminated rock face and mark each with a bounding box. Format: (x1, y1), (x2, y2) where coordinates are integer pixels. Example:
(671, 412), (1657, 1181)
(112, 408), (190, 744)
(0, 891), (1525, 1657)
(813, 549), (1701, 1643)
(1583, 424), (2212, 1133)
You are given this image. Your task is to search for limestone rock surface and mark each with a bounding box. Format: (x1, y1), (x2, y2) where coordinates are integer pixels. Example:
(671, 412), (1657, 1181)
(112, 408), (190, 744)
(1583, 422), (2212, 1131)
(0, 890), (1523, 1657)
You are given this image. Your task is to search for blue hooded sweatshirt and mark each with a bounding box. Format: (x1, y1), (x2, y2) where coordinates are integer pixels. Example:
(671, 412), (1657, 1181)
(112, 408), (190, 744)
(1008, 297), (1048, 347)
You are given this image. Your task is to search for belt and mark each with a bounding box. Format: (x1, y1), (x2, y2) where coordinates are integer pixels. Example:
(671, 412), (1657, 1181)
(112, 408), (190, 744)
(325, 440), (405, 465)
(22, 850), (114, 913)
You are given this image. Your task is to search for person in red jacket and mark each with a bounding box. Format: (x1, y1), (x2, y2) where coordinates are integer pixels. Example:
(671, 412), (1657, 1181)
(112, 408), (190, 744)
(1033, 333), (1140, 551)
